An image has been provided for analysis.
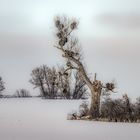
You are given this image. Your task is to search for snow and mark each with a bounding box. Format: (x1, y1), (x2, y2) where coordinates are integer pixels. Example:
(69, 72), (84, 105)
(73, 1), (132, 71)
(0, 98), (139, 140)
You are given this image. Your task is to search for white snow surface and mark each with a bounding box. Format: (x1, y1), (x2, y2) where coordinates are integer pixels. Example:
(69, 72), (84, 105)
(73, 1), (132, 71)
(0, 98), (139, 140)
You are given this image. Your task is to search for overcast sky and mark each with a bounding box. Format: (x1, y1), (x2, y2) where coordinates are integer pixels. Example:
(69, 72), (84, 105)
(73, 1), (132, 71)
(0, 0), (140, 98)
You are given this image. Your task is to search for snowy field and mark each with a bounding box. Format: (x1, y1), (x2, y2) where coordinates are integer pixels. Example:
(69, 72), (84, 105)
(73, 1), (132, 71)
(0, 98), (140, 140)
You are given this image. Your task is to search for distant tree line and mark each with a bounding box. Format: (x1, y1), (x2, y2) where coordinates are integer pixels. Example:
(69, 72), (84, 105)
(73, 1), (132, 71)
(13, 89), (31, 98)
(0, 76), (32, 98)
(30, 65), (88, 99)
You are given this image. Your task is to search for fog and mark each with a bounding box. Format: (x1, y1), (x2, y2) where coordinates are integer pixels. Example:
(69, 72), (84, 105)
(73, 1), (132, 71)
(0, 0), (140, 98)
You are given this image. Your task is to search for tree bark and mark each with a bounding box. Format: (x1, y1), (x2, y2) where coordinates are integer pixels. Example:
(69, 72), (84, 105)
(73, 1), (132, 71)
(84, 74), (102, 118)
(88, 87), (102, 118)
(39, 78), (46, 98)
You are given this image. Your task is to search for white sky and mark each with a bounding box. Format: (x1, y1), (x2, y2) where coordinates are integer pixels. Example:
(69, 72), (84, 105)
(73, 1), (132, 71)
(0, 0), (140, 98)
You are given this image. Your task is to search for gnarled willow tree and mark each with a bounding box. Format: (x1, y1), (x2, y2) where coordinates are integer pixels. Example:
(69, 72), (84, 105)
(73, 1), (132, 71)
(54, 16), (115, 118)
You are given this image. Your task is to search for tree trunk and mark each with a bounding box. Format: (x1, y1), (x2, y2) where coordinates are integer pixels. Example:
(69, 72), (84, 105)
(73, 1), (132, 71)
(89, 87), (101, 118)
(39, 79), (46, 98)
(88, 74), (102, 118)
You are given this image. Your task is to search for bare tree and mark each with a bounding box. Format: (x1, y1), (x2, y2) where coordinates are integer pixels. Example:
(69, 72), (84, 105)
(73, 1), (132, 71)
(72, 71), (87, 99)
(57, 66), (71, 99)
(54, 16), (115, 118)
(30, 66), (46, 97)
(30, 65), (87, 99)
(30, 65), (59, 98)
(14, 89), (31, 98)
(43, 65), (59, 98)
(0, 76), (5, 97)
(122, 94), (133, 121)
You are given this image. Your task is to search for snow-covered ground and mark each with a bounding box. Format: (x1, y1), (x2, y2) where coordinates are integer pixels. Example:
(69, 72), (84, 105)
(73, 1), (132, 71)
(0, 98), (139, 140)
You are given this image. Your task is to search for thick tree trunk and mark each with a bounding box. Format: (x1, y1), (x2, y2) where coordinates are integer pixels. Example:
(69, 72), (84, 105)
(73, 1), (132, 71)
(89, 88), (101, 118)
(88, 74), (102, 118)
(39, 79), (46, 98)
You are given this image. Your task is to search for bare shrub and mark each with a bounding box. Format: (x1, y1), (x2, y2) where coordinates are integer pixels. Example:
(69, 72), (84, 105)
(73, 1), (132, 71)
(14, 89), (31, 98)
(100, 94), (139, 122)
(0, 76), (5, 98)
(79, 101), (89, 117)
(134, 97), (140, 121)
